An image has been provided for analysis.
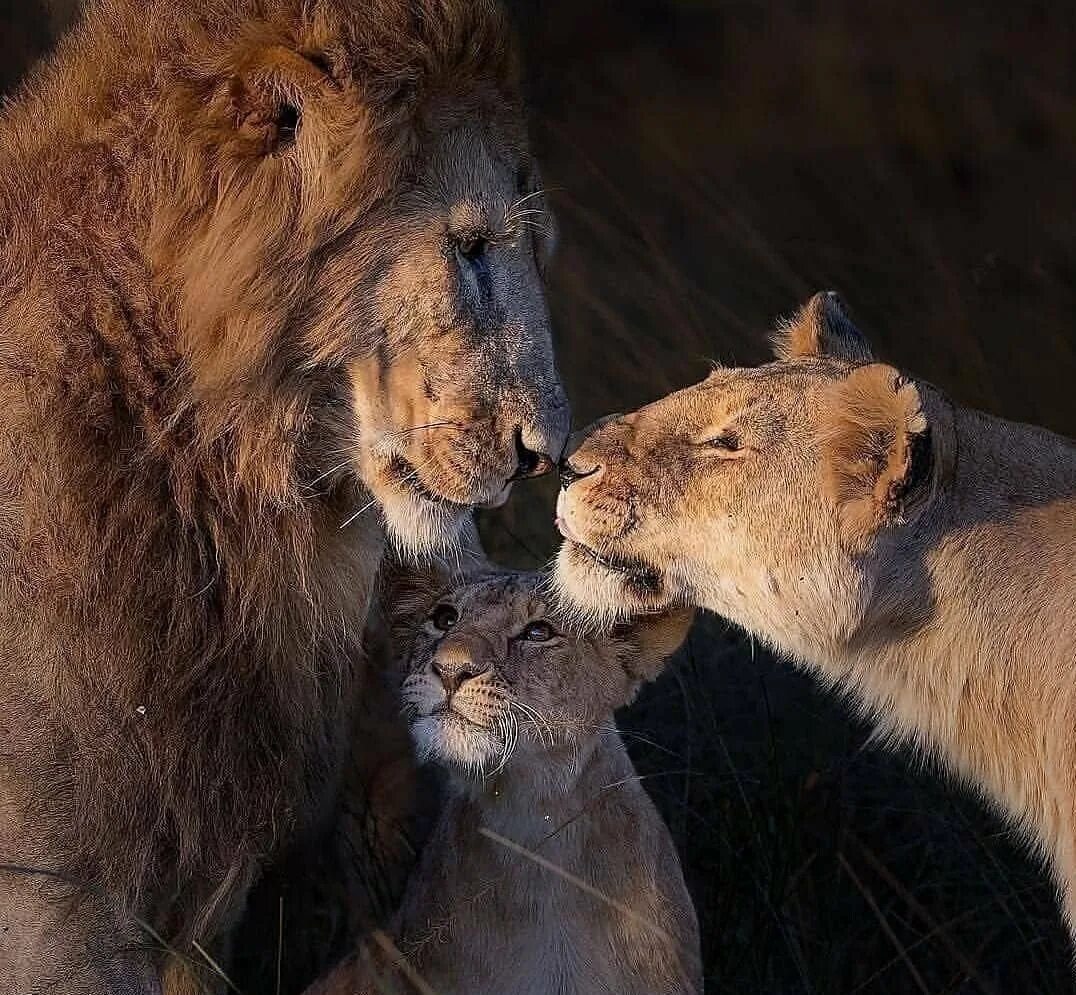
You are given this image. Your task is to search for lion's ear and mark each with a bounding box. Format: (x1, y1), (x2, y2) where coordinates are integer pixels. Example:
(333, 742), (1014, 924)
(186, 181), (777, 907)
(820, 364), (934, 546)
(619, 607), (696, 684)
(773, 292), (874, 363)
(225, 45), (336, 157)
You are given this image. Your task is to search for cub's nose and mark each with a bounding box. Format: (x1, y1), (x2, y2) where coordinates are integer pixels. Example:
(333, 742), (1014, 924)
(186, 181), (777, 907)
(432, 643), (490, 696)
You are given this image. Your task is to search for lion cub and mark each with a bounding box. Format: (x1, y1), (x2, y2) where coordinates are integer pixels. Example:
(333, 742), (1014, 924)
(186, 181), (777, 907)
(312, 570), (702, 995)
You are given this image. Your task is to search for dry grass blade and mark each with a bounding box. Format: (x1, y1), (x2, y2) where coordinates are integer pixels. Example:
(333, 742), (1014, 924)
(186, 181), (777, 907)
(370, 929), (440, 995)
(852, 835), (1001, 995)
(838, 852), (930, 995)
(190, 939), (244, 995)
(478, 827), (683, 951)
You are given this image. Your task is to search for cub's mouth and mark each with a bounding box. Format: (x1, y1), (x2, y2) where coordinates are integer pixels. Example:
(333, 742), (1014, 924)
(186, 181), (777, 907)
(410, 709), (504, 777)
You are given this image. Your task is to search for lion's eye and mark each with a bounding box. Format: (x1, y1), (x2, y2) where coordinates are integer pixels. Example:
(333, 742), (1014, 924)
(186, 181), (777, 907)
(706, 431), (742, 453)
(520, 620), (556, 642)
(431, 604), (459, 631)
(456, 235), (488, 262)
(275, 103), (301, 147)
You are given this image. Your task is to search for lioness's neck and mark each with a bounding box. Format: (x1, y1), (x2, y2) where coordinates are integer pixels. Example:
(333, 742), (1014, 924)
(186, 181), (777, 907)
(826, 402), (1076, 908)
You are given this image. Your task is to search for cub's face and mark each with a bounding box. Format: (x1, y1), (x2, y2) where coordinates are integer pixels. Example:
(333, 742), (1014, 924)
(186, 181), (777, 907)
(395, 572), (691, 779)
(554, 293), (942, 657)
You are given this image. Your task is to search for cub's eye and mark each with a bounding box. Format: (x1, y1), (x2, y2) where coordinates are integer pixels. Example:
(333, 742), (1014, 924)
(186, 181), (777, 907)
(430, 604), (459, 631)
(456, 235), (488, 262)
(705, 431), (742, 453)
(520, 620), (556, 642)
(275, 103), (301, 147)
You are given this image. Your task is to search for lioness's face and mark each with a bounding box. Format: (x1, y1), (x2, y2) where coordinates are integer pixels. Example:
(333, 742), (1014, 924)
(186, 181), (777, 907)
(394, 571), (691, 780)
(554, 294), (939, 656)
(143, 0), (568, 552)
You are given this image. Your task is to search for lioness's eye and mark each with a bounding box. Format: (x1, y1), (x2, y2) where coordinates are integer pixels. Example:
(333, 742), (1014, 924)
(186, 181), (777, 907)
(275, 103), (301, 147)
(706, 431), (742, 453)
(520, 620), (556, 642)
(431, 604), (459, 631)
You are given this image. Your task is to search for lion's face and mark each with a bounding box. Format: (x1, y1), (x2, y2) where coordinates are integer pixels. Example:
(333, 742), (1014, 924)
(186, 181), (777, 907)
(391, 570), (691, 780)
(554, 294), (941, 657)
(135, 0), (568, 551)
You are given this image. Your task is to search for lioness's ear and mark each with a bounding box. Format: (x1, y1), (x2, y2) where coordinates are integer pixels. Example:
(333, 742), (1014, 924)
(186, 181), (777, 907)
(821, 364), (934, 545)
(773, 291), (874, 363)
(620, 607), (696, 683)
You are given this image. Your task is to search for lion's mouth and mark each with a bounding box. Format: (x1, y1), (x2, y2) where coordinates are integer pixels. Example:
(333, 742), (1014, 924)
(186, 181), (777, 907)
(386, 454), (457, 507)
(567, 538), (664, 597)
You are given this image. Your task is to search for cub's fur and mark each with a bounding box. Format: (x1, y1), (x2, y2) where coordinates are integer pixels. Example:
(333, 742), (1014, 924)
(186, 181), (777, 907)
(555, 292), (1076, 938)
(0, 1), (567, 991)
(312, 570), (703, 995)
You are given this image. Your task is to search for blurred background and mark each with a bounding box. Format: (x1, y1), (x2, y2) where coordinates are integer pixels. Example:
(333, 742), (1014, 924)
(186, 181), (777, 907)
(5, 1), (1076, 991)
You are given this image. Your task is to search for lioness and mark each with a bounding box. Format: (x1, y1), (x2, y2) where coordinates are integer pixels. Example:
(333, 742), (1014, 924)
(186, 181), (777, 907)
(0, 1), (567, 991)
(311, 569), (702, 995)
(554, 292), (1076, 938)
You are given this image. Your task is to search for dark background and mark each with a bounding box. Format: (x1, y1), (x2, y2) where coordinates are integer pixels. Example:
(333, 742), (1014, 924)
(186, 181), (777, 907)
(5, 1), (1076, 991)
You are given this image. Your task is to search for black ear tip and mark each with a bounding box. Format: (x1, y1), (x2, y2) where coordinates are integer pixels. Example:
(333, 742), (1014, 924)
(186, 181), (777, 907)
(820, 290), (845, 313)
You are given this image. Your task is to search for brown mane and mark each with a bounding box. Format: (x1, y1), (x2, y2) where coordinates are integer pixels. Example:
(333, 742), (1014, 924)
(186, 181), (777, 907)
(0, 1), (543, 991)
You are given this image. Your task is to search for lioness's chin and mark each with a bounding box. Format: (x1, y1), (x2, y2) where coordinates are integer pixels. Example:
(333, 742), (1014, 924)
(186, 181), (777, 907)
(553, 540), (674, 625)
(411, 714), (502, 777)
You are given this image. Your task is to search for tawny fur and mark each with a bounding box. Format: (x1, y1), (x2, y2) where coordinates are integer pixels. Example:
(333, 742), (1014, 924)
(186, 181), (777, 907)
(310, 569), (702, 995)
(555, 292), (1076, 943)
(0, 2), (567, 992)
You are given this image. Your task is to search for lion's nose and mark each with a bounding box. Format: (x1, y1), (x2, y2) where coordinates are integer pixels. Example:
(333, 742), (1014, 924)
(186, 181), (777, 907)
(557, 458), (600, 491)
(509, 426), (554, 481)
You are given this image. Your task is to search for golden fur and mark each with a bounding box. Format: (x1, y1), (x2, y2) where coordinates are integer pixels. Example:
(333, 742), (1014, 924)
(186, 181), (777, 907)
(311, 568), (702, 995)
(0, 1), (567, 991)
(554, 292), (1076, 938)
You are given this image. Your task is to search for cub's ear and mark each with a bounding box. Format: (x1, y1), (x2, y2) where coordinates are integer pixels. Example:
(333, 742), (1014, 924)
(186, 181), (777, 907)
(772, 291), (874, 363)
(619, 607), (696, 684)
(378, 555), (453, 639)
(820, 364), (934, 546)
(377, 520), (492, 635)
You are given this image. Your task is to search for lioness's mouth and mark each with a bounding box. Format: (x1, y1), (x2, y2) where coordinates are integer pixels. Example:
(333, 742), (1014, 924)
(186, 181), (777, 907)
(567, 539), (664, 597)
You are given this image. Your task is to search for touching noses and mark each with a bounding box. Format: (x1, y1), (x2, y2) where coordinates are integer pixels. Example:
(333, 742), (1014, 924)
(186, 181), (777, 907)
(509, 395), (571, 482)
(433, 640), (491, 696)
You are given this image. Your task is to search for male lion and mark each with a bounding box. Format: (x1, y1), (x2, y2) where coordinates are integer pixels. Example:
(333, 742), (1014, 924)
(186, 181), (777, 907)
(554, 292), (1076, 940)
(0, 1), (568, 992)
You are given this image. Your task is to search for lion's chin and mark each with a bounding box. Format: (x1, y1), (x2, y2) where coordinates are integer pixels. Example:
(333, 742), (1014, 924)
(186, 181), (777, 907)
(380, 488), (468, 558)
(553, 539), (673, 627)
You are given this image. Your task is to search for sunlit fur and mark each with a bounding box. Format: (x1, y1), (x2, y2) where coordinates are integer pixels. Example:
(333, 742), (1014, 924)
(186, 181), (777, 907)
(311, 568), (702, 995)
(556, 291), (1076, 943)
(0, 1), (566, 991)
